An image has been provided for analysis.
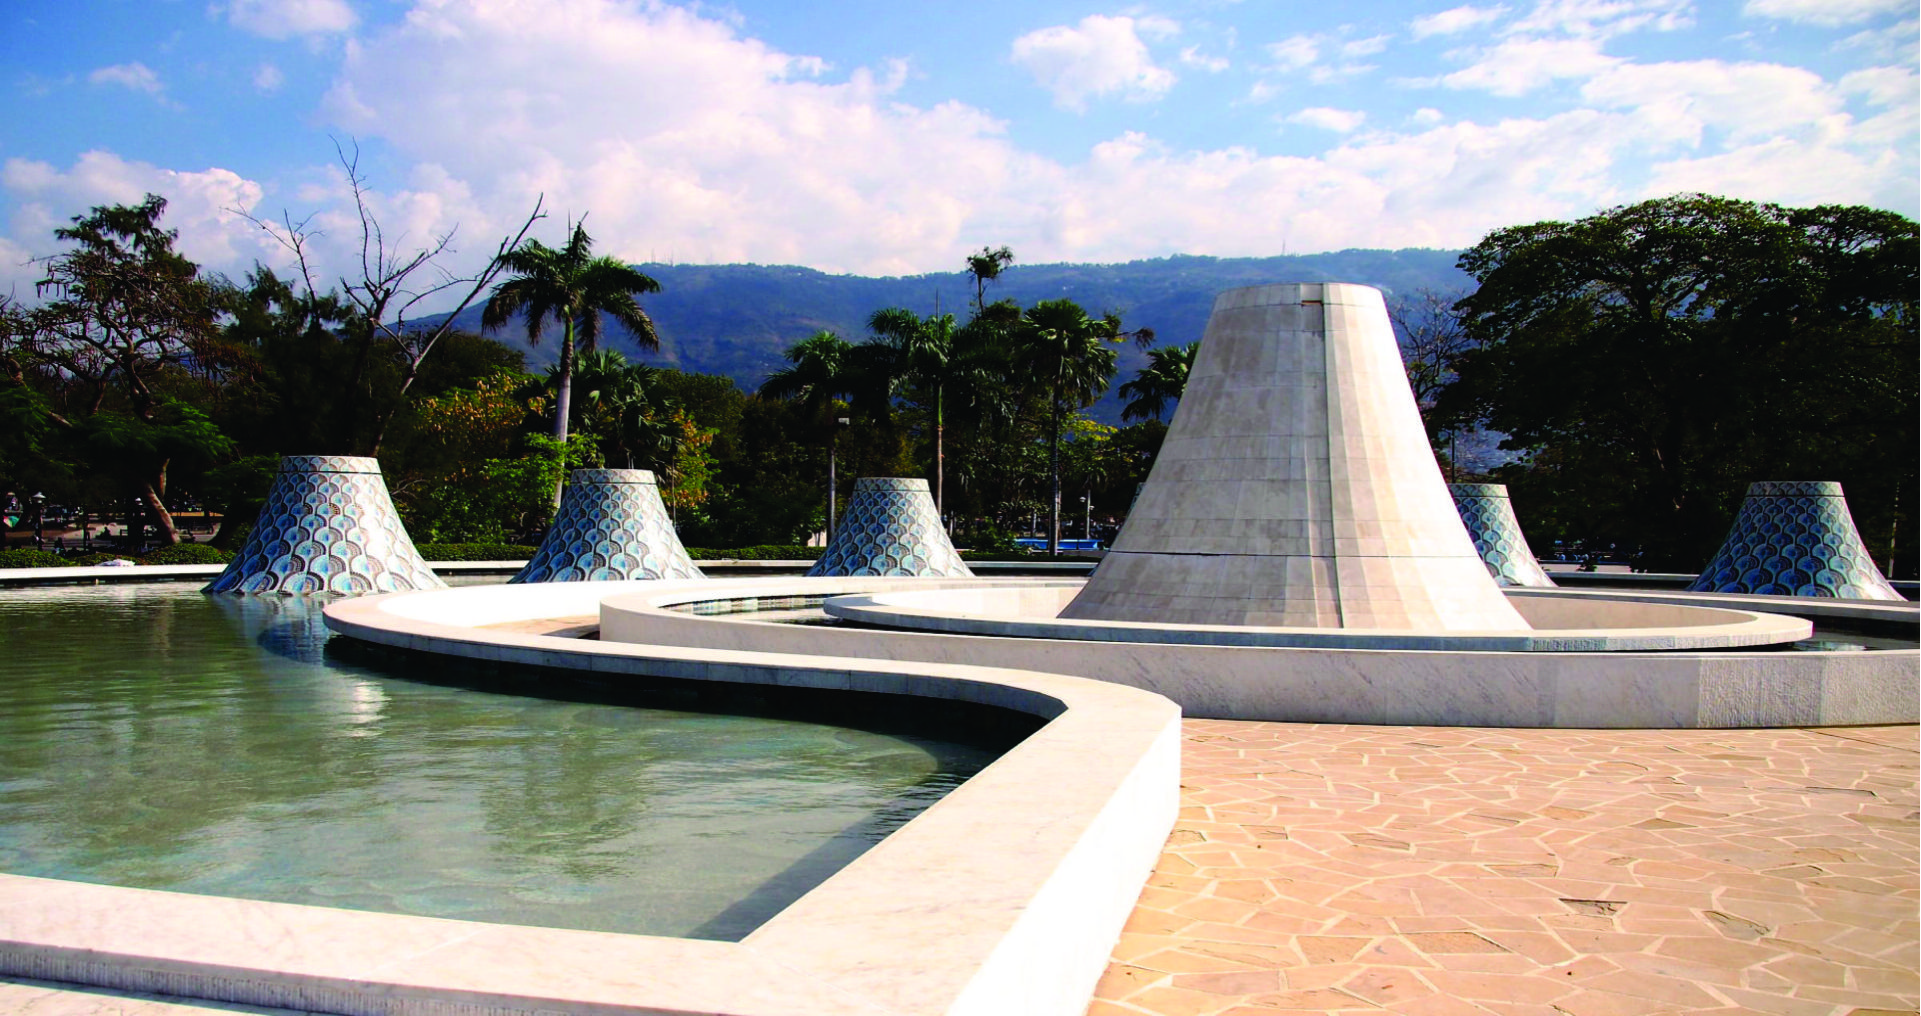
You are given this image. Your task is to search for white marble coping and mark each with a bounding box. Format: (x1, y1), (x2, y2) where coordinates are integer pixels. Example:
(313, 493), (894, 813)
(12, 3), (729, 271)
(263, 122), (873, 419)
(598, 579), (1918, 729)
(0, 579), (1182, 1016)
(822, 583), (1814, 652)
(0, 563), (227, 586)
(1505, 585), (1921, 629)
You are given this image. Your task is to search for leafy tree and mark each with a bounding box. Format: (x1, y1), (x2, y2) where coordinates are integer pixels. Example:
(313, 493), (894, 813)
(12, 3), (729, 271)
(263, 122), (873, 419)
(1118, 341), (1197, 423)
(239, 141), (543, 456)
(964, 244), (1015, 314)
(1443, 194), (1918, 573)
(481, 219), (662, 464)
(18, 195), (233, 544)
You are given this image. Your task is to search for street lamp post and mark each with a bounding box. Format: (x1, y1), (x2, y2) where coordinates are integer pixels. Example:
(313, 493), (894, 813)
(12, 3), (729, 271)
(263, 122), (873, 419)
(1081, 494), (1092, 542)
(30, 492), (46, 551)
(827, 416), (851, 541)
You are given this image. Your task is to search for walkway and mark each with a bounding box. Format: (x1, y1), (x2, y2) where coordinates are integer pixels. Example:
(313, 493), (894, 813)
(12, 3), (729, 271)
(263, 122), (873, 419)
(1092, 721), (1918, 1016)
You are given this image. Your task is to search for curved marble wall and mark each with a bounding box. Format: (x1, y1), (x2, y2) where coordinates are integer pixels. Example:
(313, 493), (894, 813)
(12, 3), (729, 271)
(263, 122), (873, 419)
(805, 478), (971, 578)
(1690, 481), (1901, 600)
(205, 455), (443, 595)
(1449, 483), (1556, 588)
(511, 469), (702, 583)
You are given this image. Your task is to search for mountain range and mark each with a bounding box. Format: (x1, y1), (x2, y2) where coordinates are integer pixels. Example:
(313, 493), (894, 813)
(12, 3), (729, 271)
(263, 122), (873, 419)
(448, 248), (1473, 422)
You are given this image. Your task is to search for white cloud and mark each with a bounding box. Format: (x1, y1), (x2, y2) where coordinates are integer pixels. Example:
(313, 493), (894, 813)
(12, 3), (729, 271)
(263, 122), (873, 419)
(254, 62), (285, 93)
(1840, 64), (1917, 109)
(1410, 5), (1510, 38)
(1288, 107), (1368, 133)
(1409, 107), (1447, 126)
(88, 62), (164, 96)
(1506, 0), (1693, 38)
(1744, 0), (1910, 26)
(1179, 46), (1228, 72)
(1840, 19), (1918, 63)
(1260, 32), (1378, 85)
(1010, 15), (1178, 112)
(1434, 36), (1621, 95)
(1266, 35), (1319, 72)
(1644, 135), (1891, 208)
(222, 0), (357, 38)
(1342, 35), (1391, 58)
(0, 152), (270, 288)
(1581, 60), (1843, 144)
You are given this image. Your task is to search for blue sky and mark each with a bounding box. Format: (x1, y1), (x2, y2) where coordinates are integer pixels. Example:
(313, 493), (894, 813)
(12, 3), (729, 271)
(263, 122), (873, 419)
(1, 0), (1914, 299)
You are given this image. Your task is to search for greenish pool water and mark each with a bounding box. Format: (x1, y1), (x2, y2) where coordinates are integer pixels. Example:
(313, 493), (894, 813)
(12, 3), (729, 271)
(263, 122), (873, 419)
(0, 584), (1010, 940)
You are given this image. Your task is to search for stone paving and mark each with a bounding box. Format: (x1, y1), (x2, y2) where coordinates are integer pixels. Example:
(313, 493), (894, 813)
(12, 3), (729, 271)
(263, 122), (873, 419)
(1091, 721), (1919, 1016)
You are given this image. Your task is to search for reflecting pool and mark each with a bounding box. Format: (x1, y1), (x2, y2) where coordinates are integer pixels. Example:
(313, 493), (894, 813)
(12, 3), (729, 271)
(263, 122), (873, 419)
(0, 583), (1012, 940)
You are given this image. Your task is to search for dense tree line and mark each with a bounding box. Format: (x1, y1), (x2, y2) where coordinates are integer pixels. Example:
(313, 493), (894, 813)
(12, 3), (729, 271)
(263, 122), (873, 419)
(6, 191), (1909, 580)
(1434, 194), (1918, 576)
(0, 201), (1171, 554)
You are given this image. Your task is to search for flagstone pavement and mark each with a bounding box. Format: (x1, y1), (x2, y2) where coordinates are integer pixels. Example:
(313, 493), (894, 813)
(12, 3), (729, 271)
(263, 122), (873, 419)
(1090, 720), (1919, 1016)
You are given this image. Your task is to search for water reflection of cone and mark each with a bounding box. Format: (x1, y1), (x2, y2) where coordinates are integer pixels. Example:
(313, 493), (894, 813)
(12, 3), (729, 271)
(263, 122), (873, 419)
(1689, 481), (1901, 600)
(511, 469), (703, 583)
(806, 478), (971, 578)
(1063, 282), (1529, 630)
(205, 455), (443, 595)
(1449, 483), (1556, 588)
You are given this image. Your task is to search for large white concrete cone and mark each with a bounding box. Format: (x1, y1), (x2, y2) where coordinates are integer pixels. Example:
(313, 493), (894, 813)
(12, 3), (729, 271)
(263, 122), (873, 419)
(1063, 282), (1531, 630)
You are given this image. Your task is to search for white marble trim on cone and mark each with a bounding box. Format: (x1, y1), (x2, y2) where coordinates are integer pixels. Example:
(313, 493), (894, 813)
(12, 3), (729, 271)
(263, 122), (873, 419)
(0, 579), (1182, 1016)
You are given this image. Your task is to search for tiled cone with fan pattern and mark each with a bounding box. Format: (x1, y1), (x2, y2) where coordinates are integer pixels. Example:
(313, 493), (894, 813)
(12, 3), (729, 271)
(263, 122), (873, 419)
(510, 469), (703, 583)
(1449, 483), (1556, 588)
(1689, 480), (1902, 599)
(1064, 283), (1530, 630)
(204, 455), (444, 595)
(805, 477), (971, 578)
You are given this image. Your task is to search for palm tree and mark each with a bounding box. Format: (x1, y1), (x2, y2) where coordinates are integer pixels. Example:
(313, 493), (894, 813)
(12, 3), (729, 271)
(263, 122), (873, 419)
(481, 220), (660, 455)
(867, 307), (957, 513)
(568, 349), (674, 471)
(760, 331), (860, 534)
(1019, 299), (1124, 555)
(1119, 341), (1198, 423)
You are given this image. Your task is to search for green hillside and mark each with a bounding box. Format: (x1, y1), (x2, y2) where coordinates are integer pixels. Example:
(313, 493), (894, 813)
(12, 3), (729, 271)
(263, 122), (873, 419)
(449, 248), (1470, 420)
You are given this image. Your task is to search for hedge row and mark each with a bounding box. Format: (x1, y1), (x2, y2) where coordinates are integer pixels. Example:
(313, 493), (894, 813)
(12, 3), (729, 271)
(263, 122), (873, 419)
(0, 544), (235, 569)
(686, 545), (820, 560)
(413, 542), (539, 562)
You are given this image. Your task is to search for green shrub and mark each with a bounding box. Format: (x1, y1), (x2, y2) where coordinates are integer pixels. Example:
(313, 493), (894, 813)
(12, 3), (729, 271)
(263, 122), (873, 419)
(415, 542), (538, 562)
(139, 544), (234, 565)
(686, 545), (820, 560)
(0, 548), (66, 569)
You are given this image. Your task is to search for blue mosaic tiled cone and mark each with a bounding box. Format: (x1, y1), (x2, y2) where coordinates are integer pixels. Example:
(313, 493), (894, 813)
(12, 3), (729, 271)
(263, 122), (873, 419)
(1689, 481), (1901, 600)
(510, 469), (703, 583)
(806, 477), (971, 578)
(1449, 483), (1556, 588)
(204, 455), (444, 595)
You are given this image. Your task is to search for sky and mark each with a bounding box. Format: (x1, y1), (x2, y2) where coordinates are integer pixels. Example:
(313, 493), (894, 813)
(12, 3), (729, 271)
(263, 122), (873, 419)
(1, 0), (1914, 304)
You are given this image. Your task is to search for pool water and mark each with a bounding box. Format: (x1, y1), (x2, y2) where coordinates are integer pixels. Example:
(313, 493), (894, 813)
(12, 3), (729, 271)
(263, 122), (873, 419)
(0, 584), (1011, 940)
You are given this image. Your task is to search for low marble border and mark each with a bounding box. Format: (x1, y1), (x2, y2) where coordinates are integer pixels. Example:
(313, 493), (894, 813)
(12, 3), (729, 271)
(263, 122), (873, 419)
(599, 579), (1918, 729)
(824, 585), (1812, 652)
(0, 580), (1182, 1016)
